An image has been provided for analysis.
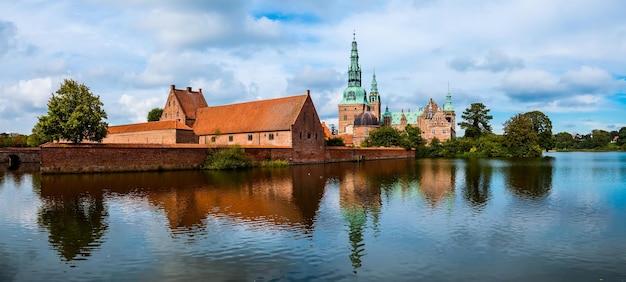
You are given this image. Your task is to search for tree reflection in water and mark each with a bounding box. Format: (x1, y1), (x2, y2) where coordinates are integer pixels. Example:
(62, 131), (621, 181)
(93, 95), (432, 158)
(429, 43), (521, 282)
(504, 157), (554, 200)
(461, 158), (493, 209)
(38, 180), (108, 262)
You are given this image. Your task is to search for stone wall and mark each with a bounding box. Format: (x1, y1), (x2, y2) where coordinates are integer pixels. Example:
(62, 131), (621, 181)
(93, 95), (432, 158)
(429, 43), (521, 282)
(40, 143), (208, 173)
(40, 144), (414, 173)
(0, 147), (41, 163)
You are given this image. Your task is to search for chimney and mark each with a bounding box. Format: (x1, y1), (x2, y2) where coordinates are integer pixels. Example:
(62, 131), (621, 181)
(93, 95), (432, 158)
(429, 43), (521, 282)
(170, 84), (175, 91)
(307, 89), (310, 96)
(186, 86), (192, 93)
(199, 88), (202, 93)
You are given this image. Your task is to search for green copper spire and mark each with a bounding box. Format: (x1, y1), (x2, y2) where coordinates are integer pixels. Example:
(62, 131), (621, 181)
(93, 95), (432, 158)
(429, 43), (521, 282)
(348, 31), (362, 88)
(340, 31), (369, 106)
(369, 70), (380, 103)
(444, 83), (454, 111)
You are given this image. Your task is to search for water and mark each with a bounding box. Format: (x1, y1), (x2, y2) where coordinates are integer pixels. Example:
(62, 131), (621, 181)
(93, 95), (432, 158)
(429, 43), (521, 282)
(1, 152), (625, 281)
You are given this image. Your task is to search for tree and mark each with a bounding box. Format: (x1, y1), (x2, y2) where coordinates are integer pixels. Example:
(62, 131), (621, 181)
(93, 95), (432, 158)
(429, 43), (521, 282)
(362, 126), (408, 148)
(616, 127), (626, 146)
(458, 103), (493, 139)
(34, 79), (108, 143)
(554, 132), (574, 150)
(405, 124), (425, 149)
(502, 114), (542, 157)
(523, 111), (555, 151)
(591, 129), (610, 148)
(147, 108), (163, 122)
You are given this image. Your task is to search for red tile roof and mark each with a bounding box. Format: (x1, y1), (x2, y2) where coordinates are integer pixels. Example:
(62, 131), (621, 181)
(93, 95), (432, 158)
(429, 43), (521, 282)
(108, 120), (192, 134)
(172, 86), (208, 120)
(193, 94), (308, 135)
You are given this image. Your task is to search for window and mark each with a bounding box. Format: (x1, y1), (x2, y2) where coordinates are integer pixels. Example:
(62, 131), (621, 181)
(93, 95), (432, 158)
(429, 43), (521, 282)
(344, 115), (347, 121)
(432, 129), (436, 135)
(228, 136), (233, 142)
(442, 129), (447, 134)
(300, 132), (302, 139)
(307, 133), (311, 139)
(176, 111), (179, 117)
(248, 134), (253, 141)
(269, 133), (274, 140)
(211, 136), (216, 142)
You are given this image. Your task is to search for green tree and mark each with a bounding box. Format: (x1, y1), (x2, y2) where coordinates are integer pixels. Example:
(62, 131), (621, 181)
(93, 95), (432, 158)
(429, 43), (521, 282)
(523, 111), (555, 151)
(502, 114), (542, 157)
(554, 132), (574, 150)
(591, 129), (610, 149)
(34, 79), (108, 143)
(458, 103), (493, 139)
(147, 107), (163, 122)
(405, 124), (425, 149)
(325, 137), (345, 146)
(616, 127), (626, 146)
(362, 126), (407, 148)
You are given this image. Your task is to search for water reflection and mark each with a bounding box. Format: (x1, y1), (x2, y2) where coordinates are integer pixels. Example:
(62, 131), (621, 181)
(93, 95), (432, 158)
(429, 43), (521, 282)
(461, 159), (493, 209)
(414, 159), (457, 208)
(504, 157), (554, 200)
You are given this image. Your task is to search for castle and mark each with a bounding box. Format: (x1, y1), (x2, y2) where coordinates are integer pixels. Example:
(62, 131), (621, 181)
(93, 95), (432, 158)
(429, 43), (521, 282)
(337, 33), (456, 145)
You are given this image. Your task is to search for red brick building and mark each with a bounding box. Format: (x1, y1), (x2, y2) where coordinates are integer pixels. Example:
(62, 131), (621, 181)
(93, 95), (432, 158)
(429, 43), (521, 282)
(160, 85), (208, 127)
(193, 91), (324, 152)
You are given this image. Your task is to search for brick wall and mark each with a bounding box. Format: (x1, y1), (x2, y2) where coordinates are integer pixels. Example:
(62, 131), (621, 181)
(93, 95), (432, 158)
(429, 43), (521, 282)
(0, 147), (41, 163)
(40, 144), (414, 173)
(40, 143), (209, 173)
(102, 129), (197, 144)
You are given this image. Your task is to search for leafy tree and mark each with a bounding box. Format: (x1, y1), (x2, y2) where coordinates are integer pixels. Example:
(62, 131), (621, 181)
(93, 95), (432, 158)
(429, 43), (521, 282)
(405, 124), (425, 149)
(554, 132), (574, 150)
(502, 114), (542, 157)
(591, 129), (610, 148)
(34, 79), (108, 143)
(325, 137), (345, 146)
(523, 111), (555, 151)
(362, 126), (407, 148)
(458, 103), (493, 139)
(617, 127), (626, 146)
(147, 108), (163, 122)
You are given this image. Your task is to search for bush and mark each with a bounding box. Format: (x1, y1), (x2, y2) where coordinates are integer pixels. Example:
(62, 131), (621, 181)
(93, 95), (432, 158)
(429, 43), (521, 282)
(258, 160), (290, 167)
(203, 145), (252, 170)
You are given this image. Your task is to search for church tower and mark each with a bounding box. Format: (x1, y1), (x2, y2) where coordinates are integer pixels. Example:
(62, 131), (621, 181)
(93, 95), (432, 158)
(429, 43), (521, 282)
(338, 32), (370, 135)
(443, 84), (456, 138)
(369, 71), (381, 122)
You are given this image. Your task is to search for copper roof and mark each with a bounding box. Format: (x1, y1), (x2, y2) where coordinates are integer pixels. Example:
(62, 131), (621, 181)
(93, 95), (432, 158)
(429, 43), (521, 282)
(194, 94), (309, 135)
(108, 120), (192, 134)
(172, 86), (208, 120)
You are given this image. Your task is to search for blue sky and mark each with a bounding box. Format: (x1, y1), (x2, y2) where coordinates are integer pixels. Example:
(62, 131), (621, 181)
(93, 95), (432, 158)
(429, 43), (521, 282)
(1, 0), (625, 135)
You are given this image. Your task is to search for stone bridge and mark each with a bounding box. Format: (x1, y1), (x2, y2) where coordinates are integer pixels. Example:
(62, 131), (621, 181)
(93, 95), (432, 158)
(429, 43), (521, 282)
(0, 148), (41, 169)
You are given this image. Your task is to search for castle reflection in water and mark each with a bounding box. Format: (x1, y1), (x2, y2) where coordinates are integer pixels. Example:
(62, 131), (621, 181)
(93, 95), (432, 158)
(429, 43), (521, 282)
(4, 157), (553, 272)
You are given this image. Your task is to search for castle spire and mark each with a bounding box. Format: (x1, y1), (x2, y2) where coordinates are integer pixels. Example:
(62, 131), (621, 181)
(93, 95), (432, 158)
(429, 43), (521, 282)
(444, 82), (454, 111)
(370, 69), (378, 94)
(348, 31), (362, 88)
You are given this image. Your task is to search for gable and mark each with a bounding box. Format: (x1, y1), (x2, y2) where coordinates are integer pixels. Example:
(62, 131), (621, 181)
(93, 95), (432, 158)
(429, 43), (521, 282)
(171, 86), (208, 120)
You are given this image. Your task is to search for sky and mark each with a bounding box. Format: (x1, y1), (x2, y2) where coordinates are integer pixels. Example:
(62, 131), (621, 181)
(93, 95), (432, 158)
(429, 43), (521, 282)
(1, 0), (625, 135)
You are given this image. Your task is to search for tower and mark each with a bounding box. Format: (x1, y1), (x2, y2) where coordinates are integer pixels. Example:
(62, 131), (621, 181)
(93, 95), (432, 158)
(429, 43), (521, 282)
(443, 83), (456, 138)
(338, 32), (370, 135)
(369, 70), (381, 122)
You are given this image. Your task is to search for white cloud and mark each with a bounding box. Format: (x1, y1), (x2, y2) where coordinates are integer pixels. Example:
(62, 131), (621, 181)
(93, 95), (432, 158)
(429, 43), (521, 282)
(117, 94), (162, 123)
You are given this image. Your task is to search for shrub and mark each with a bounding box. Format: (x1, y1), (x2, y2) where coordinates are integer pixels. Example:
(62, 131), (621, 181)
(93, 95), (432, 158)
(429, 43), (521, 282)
(204, 145), (252, 170)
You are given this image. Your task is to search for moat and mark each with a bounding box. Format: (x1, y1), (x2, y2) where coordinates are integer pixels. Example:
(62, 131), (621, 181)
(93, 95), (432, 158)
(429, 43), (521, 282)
(1, 152), (625, 281)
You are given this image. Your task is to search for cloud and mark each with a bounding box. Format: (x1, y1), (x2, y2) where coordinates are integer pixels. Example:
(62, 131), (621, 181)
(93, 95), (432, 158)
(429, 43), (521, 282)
(501, 66), (619, 107)
(0, 77), (53, 114)
(0, 20), (35, 57)
(117, 94), (162, 123)
(449, 50), (524, 72)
